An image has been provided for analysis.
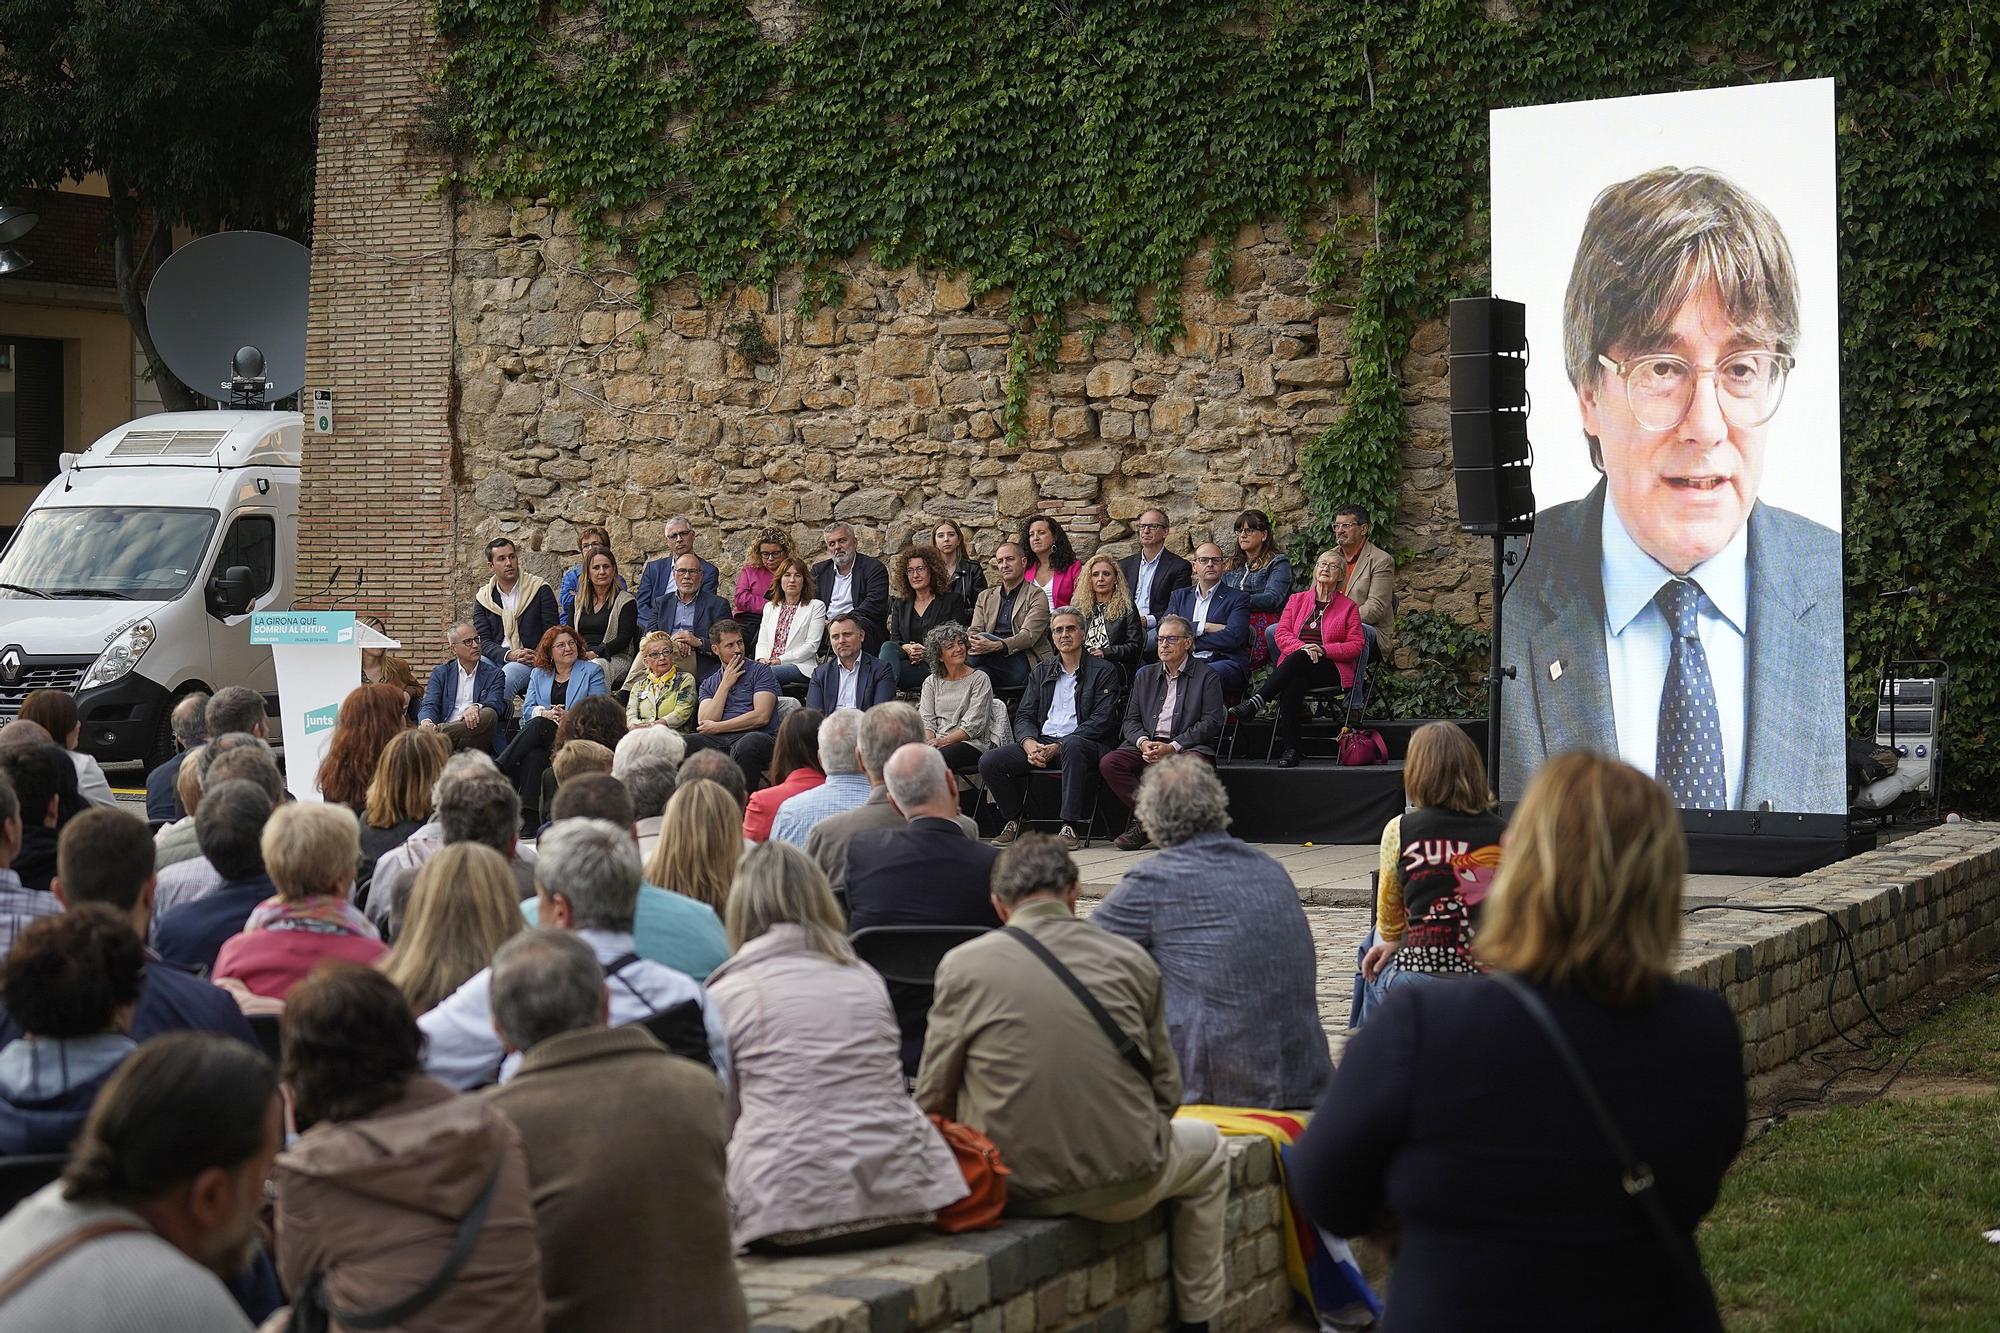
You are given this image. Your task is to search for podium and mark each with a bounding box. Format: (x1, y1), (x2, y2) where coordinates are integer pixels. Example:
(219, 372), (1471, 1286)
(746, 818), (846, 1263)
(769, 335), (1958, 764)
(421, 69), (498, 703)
(250, 611), (401, 802)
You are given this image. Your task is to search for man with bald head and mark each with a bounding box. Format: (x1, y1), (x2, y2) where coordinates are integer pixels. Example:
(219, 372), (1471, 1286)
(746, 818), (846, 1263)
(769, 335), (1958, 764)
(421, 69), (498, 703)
(1164, 541), (1251, 695)
(419, 621), (509, 751)
(843, 743), (1002, 1072)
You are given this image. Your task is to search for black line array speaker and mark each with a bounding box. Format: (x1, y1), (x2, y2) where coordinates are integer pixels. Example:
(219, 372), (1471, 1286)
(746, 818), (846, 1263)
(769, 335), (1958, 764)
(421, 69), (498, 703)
(1449, 296), (1535, 535)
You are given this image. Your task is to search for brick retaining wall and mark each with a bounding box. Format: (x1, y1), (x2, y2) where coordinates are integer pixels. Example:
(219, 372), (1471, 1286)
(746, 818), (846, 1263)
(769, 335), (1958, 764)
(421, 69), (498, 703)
(1674, 822), (2000, 1077)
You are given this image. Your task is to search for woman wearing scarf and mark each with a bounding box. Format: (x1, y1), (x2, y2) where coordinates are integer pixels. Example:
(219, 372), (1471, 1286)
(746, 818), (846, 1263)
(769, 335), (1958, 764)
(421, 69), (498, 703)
(213, 803), (385, 1004)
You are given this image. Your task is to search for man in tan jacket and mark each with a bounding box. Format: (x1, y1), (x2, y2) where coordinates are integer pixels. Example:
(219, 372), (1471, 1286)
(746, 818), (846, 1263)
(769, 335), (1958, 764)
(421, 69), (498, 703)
(967, 541), (1053, 689)
(916, 835), (1227, 1333)
(1333, 504), (1396, 661)
(485, 929), (747, 1333)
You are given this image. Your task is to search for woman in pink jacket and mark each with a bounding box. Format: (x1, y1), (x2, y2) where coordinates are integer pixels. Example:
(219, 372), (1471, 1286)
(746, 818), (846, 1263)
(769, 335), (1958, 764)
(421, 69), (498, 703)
(1231, 549), (1366, 767)
(1021, 515), (1082, 611)
(214, 802), (386, 1002)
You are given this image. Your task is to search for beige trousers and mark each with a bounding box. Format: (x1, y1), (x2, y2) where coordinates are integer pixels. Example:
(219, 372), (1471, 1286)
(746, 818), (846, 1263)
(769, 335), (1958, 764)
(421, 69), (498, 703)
(1079, 1118), (1228, 1322)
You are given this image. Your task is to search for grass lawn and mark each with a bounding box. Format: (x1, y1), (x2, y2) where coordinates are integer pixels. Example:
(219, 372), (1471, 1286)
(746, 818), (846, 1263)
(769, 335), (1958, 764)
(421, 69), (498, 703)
(1701, 984), (2000, 1331)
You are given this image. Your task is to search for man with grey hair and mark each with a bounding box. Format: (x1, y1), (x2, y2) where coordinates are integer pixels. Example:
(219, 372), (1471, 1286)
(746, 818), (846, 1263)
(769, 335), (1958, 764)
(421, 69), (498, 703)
(418, 620), (508, 752)
(1094, 756), (1332, 1110)
(367, 751), (538, 932)
(487, 929), (747, 1332)
(810, 521), (889, 653)
(845, 744), (1002, 1073)
(799, 702), (975, 891)
(203, 686), (268, 742)
(767, 708), (869, 848)
(618, 756), (678, 860)
(146, 690), (209, 823)
(1099, 612), (1225, 850)
(420, 818), (728, 1091)
(979, 604), (1124, 850)
(918, 832), (1228, 1332)
(150, 740), (288, 922)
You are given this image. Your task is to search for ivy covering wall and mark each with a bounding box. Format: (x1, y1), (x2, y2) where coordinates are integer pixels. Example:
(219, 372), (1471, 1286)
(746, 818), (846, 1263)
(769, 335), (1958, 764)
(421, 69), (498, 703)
(432, 0), (1998, 804)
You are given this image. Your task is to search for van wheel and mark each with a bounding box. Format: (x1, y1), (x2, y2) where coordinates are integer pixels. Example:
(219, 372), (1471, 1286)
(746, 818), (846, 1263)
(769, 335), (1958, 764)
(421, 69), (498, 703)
(144, 691), (196, 773)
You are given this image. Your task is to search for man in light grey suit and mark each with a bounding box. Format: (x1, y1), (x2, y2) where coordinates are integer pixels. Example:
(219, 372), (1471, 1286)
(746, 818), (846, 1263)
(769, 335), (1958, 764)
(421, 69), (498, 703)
(1501, 166), (1845, 814)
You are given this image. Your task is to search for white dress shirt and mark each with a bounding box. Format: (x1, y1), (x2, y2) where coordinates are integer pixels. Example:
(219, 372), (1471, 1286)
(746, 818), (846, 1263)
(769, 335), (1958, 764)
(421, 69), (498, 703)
(1043, 663), (1080, 738)
(1134, 552), (1161, 625)
(829, 566), (855, 616)
(1190, 585), (1216, 658)
(1600, 500), (1748, 808)
(450, 662), (478, 718)
(835, 658), (862, 709)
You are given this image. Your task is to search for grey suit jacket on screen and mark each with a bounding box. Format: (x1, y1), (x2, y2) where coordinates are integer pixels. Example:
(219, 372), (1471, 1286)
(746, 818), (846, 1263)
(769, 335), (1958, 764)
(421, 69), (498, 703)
(1499, 481), (1845, 814)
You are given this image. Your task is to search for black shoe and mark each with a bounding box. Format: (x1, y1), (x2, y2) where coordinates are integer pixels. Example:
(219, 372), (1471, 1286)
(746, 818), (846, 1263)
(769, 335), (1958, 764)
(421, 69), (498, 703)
(1230, 696), (1264, 721)
(1276, 747), (1301, 768)
(1113, 824), (1152, 852)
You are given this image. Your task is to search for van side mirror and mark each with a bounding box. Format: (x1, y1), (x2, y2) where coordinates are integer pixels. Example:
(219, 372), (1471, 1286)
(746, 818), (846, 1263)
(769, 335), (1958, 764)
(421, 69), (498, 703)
(209, 565), (254, 618)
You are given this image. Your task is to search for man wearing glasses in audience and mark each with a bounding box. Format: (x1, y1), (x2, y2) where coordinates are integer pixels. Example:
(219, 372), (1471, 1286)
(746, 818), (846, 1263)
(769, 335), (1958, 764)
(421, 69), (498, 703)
(636, 516), (720, 632)
(1501, 166), (1844, 814)
(1118, 510), (1192, 654)
(419, 622), (509, 751)
(1098, 616), (1224, 851)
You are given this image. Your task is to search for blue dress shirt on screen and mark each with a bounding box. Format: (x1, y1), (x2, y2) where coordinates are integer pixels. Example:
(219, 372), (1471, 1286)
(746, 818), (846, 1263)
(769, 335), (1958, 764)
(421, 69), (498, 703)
(1599, 498), (1747, 809)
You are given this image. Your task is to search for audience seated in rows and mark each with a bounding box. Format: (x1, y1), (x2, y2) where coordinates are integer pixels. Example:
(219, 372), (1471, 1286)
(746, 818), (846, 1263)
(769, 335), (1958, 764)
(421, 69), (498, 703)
(212, 802), (386, 1004)
(1073, 554), (1145, 681)
(806, 613), (897, 713)
(151, 780), (278, 975)
(1102, 615), (1226, 851)
(1021, 515), (1083, 612)
(419, 819), (729, 1090)
(1359, 722), (1508, 1014)
(982, 606), (1123, 850)
(370, 753), (539, 936)
(625, 631), (697, 729)
(19, 689), (118, 809)
(918, 624), (994, 774)
(1231, 549), (1366, 768)
(474, 536), (559, 700)
(487, 929), (748, 1331)
(967, 540), (1051, 690)
(1165, 544), (1252, 697)
(753, 557), (825, 690)
(357, 727), (450, 911)
(917, 834), (1227, 1332)
(418, 621), (508, 752)
(145, 690), (210, 824)
(766, 709), (871, 850)
(1119, 508), (1194, 644)
(0, 907), (144, 1154)
(381, 843), (525, 1016)
(525, 774), (729, 981)
(314, 683), (409, 812)
(151, 739), (286, 921)
(706, 843), (967, 1252)
(1222, 508), (1292, 671)
(1093, 758), (1332, 1109)
(4, 806), (254, 1048)
(272, 964), (544, 1331)
(0, 1034), (280, 1330)
(743, 708), (825, 843)
(800, 704), (978, 892)
(845, 744), (1001, 1072)
(1293, 752), (1745, 1331)
(497, 625), (607, 833)
(882, 544), (967, 691)
(812, 522), (890, 655)
(683, 619), (780, 790)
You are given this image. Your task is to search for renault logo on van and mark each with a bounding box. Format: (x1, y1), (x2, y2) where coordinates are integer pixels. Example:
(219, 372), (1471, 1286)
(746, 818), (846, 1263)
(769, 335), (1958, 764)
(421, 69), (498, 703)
(0, 649), (19, 685)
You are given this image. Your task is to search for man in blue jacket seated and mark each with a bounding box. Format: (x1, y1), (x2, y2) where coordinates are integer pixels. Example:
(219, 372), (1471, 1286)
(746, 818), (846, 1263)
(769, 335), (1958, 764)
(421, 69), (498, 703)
(418, 622), (510, 752)
(152, 781), (278, 976)
(806, 614), (898, 713)
(640, 554), (732, 685)
(0, 807), (257, 1049)
(1164, 543), (1251, 697)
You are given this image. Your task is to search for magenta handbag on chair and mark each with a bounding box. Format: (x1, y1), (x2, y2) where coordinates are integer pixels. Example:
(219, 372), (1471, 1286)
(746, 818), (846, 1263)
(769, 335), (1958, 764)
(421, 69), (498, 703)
(1337, 727), (1388, 767)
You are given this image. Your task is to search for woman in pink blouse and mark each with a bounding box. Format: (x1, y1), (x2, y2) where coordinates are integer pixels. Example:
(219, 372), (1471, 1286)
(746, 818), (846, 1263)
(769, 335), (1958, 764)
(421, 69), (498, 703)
(733, 527), (794, 650)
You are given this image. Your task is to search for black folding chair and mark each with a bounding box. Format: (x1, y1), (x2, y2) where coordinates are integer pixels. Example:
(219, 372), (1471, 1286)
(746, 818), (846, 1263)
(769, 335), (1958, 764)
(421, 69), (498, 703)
(0, 1154), (67, 1213)
(851, 925), (992, 1078)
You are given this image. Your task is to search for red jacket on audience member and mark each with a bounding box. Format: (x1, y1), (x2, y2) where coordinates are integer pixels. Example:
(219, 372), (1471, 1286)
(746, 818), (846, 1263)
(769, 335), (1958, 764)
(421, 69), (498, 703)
(1272, 588), (1366, 687)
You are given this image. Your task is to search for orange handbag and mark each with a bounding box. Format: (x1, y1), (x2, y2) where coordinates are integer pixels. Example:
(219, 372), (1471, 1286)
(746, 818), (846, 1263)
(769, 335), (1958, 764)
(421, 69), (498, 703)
(927, 1112), (1010, 1232)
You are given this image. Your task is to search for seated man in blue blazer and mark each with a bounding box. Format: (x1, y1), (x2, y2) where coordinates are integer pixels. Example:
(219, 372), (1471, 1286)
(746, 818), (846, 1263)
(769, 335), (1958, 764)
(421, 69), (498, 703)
(978, 607), (1124, 851)
(418, 621), (510, 751)
(639, 553), (732, 685)
(807, 613), (900, 713)
(1164, 542), (1251, 696)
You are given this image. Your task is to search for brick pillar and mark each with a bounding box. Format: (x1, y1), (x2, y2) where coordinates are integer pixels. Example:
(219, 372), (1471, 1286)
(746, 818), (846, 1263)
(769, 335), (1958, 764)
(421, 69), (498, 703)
(300, 0), (456, 644)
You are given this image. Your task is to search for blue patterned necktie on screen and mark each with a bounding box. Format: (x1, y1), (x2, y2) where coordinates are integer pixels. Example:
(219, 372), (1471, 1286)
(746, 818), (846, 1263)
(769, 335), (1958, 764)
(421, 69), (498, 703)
(1654, 577), (1726, 810)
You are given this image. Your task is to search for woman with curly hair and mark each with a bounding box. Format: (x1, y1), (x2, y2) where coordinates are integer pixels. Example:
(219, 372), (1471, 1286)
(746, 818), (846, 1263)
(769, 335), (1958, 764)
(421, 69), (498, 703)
(882, 545), (968, 690)
(930, 519), (986, 606)
(497, 625), (606, 833)
(0, 905), (146, 1153)
(918, 623), (994, 775)
(316, 683), (413, 813)
(1071, 553), (1145, 681)
(732, 527), (794, 650)
(1021, 515), (1081, 610)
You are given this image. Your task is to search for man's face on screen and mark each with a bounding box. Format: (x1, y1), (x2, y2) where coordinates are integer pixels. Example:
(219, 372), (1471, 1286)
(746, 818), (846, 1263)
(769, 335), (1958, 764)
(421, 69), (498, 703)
(1581, 284), (1770, 576)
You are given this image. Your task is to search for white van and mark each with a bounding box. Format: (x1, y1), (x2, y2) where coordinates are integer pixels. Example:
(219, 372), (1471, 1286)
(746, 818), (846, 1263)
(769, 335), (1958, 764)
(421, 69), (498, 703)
(0, 411), (299, 769)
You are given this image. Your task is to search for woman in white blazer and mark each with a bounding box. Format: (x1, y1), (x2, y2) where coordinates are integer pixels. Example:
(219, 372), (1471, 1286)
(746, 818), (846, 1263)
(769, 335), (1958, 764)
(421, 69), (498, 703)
(755, 557), (826, 689)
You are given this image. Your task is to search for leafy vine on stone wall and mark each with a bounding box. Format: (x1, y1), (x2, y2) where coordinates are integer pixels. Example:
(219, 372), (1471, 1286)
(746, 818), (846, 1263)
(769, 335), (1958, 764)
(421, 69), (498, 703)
(432, 0), (2000, 802)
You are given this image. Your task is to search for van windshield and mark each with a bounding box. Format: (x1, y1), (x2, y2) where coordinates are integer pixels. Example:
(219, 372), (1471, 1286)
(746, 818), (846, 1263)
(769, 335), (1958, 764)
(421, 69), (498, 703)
(0, 507), (218, 600)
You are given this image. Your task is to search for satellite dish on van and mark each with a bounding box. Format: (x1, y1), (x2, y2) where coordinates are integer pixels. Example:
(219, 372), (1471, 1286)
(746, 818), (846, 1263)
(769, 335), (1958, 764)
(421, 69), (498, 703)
(145, 231), (310, 405)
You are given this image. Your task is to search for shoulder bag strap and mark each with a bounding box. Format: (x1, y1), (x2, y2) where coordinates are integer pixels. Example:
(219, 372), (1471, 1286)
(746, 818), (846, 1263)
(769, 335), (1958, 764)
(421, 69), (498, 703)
(0, 1220), (147, 1306)
(1488, 971), (1722, 1323)
(601, 952), (656, 1016)
(1002, 926), (1153, 1083)
(323, 1162), (504, 1330)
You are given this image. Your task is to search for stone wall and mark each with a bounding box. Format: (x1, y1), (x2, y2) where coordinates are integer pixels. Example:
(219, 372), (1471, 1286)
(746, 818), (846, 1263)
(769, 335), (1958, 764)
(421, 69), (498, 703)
(736, 1134), (1297, 1333)
(449, 199), (1491, 638)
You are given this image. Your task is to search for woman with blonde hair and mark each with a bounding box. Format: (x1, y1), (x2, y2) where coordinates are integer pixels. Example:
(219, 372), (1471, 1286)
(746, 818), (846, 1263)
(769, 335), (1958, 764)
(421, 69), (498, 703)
(704, 842), (966, 1252)
(1071, 552), (1144, 679)
(1293, 753), (1743, 1332)
(1358, 722), (1506, 1010)
(644, 778), (742, 913)
(213, 803), (387, 1001)
(627, 630), (698, 729)
(380, 843), (524, 1015)
(357, 727), (450, 913)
